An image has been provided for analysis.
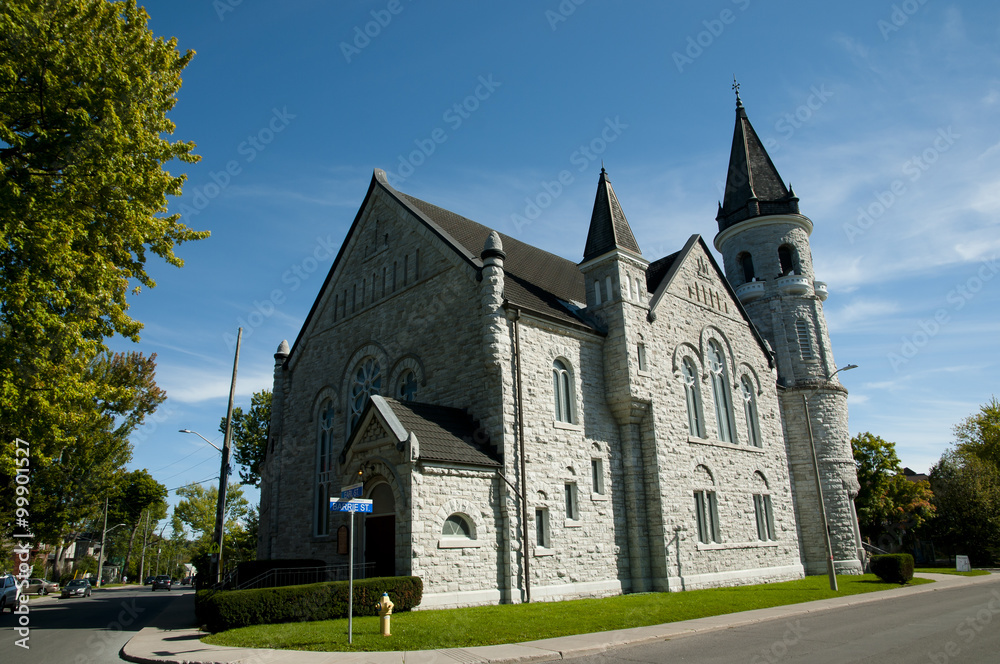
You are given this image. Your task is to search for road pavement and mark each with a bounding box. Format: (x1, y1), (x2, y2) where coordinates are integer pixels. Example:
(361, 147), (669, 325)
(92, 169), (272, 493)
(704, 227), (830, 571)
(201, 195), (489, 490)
(567, 574), (1000, 663)
(2, 583), (195, 664)
(116, 572), (998, 664)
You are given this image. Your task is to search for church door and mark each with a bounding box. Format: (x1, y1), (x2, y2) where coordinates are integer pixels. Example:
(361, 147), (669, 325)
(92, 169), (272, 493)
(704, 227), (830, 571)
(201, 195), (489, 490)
(364, 482), (396, 577)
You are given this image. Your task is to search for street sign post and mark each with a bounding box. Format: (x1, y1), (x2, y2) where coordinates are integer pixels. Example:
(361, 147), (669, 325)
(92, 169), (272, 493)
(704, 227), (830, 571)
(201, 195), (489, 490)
(341, 483), (363, 499)
(331, 496), (373, 643)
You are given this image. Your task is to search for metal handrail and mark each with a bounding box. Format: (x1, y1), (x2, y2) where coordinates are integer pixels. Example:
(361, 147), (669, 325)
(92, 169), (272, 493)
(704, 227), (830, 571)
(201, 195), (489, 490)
(235, 562), (376, 590)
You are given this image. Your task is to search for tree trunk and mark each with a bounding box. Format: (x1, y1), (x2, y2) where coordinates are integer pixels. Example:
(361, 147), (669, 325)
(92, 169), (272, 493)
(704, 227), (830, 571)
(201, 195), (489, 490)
(121, 520), (140, 582)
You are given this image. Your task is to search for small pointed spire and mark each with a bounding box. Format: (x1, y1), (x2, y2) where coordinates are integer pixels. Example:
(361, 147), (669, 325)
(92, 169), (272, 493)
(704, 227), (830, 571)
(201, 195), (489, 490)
(582, 168), (641, 262)
(481, 230), (506, 261)
(717, 94), (798, 231)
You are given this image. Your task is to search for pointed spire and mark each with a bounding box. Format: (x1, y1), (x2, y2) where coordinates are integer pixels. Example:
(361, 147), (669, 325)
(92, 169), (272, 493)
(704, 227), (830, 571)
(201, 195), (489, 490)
(582, 167), (641, 263)
(717, 90), (800, 232)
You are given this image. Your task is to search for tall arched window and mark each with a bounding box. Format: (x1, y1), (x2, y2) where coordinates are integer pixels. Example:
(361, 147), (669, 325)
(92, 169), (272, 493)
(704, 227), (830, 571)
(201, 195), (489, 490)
(778, 245), (796, 276)
(593, 280), (603, 306)
(315, 400), (335, 536)
(552, 359), (573, 423)
(708, 341), (735, 443)
(741, 376), (761, 448)
(740, 253), (755, 283)
(349, 357), (382, 432)
(682, 358), (703, 437)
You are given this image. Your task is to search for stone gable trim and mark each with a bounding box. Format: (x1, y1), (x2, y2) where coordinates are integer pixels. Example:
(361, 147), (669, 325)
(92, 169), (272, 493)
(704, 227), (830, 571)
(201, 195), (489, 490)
(288, 169), (484, 368)
(340, 395), (408, 465)
(647, 235), (774, 368)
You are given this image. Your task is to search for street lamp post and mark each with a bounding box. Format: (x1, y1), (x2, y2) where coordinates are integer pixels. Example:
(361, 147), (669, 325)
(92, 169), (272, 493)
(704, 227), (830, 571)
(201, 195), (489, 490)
(178, 324), (242, 587)
(802, 363), (858, 592)
(178, 427), (229, 583)
(95, 519), (126, 588)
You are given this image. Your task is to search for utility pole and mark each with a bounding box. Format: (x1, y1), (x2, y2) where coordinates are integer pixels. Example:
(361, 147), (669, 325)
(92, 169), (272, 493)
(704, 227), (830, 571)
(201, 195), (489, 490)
(139, 510), (151, 583)
(96, 495), (109, 588)
(214, 327), (242, 585)
(154, 521), (167, 576)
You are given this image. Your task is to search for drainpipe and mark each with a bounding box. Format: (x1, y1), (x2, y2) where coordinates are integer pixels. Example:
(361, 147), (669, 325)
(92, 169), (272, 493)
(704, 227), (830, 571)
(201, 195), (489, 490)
(510, 306), (530, 603)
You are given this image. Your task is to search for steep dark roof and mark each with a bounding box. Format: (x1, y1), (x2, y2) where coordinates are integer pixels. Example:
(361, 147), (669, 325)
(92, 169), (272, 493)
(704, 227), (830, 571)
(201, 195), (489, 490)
(398, 193), (595, 330)
(582, 168), (642, 262)
(645, 251), (681, 294)
(717, 99), (800, 232)
(386, 398), (500, 467)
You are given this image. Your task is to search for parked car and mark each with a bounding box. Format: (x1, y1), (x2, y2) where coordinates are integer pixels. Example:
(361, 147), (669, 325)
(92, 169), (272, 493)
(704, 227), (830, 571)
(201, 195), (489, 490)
(151, 575), (171, 591)
(60, 579), (92, 598)
(181, 576), (192, 585)
(144, 576), (155, 585)
(25, 578), (58, 595)
(0, 574), (20, 613)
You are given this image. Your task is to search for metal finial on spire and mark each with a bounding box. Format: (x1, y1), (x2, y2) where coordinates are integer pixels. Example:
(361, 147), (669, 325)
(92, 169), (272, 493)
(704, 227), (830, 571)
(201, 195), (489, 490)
(732, 75), (742, 108)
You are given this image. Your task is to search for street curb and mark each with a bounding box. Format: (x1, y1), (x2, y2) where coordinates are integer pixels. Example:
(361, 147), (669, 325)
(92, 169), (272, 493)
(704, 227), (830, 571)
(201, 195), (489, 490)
(121, 573), (999, 664)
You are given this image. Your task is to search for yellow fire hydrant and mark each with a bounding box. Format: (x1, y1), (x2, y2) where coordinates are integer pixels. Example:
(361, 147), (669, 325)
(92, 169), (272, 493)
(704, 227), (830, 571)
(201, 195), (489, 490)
(376, 592), (394, 637)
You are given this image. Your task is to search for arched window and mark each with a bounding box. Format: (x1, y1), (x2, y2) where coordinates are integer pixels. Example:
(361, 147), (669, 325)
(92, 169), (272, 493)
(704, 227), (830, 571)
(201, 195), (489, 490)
(741, 376), (761, 448)
(740, 253), (755, 283)
(796, 319), (813, 360)
(552, 359), (574, 423)
(708, 341), (735, 443)
(778, 245), (796, 276)
(315, 400), (335, 536)
(396, 368), (418, 402)
(349, 358), (382, 432)
(593, 280), (602, 306)
(752, 472), (775, 541)
(624, 274), (632, 302)
(442, 514), (473, 539)
(682, 358), (703, 437)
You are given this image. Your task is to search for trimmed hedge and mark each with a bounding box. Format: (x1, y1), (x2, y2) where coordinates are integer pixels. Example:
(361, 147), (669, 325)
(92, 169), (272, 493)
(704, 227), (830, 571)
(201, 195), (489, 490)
(870, 553), (914, 584)
(196, 576), (422, 632)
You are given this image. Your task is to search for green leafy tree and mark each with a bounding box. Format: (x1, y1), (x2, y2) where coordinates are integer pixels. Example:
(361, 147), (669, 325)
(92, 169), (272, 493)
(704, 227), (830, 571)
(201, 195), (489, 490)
(0, 0), (206, 539)
(929, 397), (1000, 565)
(27, 352), (165, 546)
(172, 482), (249, 546)
(953, 396), (1000, 469)
(219, 389), (271, 487)
(851, 432), (935, 546)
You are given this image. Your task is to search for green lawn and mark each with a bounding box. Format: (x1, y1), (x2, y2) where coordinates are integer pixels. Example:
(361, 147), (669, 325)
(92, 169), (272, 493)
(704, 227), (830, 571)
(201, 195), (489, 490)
(202, 575), (932, 653)
(915, 567), (991, 577)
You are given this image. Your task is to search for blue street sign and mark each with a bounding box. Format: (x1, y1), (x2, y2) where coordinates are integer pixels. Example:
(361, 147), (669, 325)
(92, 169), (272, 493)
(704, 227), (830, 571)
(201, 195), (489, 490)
(330, 498), (373, 513)
(340, 483), (363, 499)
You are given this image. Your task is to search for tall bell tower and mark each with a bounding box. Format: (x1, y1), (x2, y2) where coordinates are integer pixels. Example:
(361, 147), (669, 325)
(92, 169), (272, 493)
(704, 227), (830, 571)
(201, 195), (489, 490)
(713, 86), (863, 575)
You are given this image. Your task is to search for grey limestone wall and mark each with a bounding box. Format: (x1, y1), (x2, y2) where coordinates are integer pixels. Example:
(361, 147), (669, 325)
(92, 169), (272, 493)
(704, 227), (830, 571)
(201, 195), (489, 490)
(263, 188), (499, 567)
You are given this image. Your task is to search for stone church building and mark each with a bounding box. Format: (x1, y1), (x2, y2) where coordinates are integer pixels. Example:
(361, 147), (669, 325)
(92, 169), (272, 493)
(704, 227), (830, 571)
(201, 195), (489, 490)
(257, 96), (864, 609)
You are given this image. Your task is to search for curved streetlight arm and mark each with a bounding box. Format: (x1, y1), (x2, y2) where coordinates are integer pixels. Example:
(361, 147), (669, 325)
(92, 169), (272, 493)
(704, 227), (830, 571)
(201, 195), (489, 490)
(179, 429), (223, 453)
(828, 364), (858, 380)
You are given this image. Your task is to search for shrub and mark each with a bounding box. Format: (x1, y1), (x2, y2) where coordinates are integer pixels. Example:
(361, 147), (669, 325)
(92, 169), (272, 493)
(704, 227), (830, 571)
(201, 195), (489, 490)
(870, 553), (914, 584)
(196, 576), (422, 632)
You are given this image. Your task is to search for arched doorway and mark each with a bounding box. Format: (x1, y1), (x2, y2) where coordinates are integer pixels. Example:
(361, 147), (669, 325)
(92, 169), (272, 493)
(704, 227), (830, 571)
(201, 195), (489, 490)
(364, 482), (396, 577)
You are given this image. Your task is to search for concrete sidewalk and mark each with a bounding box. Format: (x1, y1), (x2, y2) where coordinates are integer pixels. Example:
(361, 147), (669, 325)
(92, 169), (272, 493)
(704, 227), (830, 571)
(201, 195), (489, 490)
(120, 572), (998, 664)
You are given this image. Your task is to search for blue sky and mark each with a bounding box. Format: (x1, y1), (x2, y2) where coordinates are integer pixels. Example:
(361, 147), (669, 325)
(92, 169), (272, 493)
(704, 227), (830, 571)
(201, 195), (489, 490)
(121, 1), (1000, 529)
